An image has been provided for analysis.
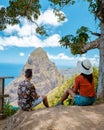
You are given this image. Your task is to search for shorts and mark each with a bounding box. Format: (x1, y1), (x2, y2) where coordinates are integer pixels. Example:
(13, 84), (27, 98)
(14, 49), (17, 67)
(32, 96), (43, 108)
(74, 95), (96, 106)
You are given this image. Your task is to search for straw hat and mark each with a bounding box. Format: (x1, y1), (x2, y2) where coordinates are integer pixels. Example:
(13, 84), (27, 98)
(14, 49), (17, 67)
(77, 59), (93, 75)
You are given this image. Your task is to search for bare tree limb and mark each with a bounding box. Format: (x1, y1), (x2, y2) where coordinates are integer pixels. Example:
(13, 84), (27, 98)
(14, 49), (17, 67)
(90, 31), (101, 37)
(81, 38), (100, 53)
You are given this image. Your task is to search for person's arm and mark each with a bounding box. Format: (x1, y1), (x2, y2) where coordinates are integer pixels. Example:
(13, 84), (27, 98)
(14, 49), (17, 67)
(31, 84), (40, 99)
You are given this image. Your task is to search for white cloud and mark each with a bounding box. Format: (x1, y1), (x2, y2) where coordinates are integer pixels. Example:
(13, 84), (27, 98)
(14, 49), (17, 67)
(48, 53), (87, 61)
(0, 34), (60, 48)
(48, 53), (73, 60)
(48, 53), (99, 67)
(0, 8), (67, 49)
(4, 24), (20, 34)
(19, 52), (25, 56)
(43, 34), (60, 47)
(0, 46), (4, 50)
(37, 9), (67, 26)
(3, 20), (36, 37)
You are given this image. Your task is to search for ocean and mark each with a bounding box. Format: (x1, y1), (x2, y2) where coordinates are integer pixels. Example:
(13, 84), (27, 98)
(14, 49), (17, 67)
(0, 63), (24, 87)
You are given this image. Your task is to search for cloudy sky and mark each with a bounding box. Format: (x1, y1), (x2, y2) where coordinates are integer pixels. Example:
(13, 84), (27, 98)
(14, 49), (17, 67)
(0, 0), (100, 68)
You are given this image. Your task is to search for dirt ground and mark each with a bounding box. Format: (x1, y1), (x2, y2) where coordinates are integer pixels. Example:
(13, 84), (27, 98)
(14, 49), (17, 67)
(0, 104), (104, 130)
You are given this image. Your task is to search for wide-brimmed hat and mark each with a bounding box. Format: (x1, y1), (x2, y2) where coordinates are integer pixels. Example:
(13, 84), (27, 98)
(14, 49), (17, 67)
(77, 59), (93, 75)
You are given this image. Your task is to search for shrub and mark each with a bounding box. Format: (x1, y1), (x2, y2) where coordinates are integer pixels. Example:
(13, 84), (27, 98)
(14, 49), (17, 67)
(4, 101), (19, 117)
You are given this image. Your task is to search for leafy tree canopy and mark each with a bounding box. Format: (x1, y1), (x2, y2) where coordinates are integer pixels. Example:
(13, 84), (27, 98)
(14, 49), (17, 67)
(59, 26), (90, 55)
(0, 0), (103, 52)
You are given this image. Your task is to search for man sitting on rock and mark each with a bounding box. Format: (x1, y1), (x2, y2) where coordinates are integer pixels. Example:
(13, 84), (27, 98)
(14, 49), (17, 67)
(17, 69), (49, 111)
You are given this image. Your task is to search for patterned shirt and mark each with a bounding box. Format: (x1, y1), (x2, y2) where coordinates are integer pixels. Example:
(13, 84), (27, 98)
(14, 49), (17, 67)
(17, 80), (38, 111)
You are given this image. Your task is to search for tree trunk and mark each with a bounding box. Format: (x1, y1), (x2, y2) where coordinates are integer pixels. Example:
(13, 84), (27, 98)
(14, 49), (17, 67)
(97, 23), (104, 98)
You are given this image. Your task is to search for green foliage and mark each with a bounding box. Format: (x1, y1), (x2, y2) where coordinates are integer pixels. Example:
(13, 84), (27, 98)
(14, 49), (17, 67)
(49, 0), (75, 7)
(0, 0), (41, 31)
(59, 26), (90, 55)
(59, 34), (73, 48)
(0, 7), (7, 30)
(8, 0), (41, 19)
(93, 66), (99, 92)
(36, 26), (48, 36)
(88, 0), (100, 14)
(53, 9), (66, 22)
(95, 98), (104, 104)
(49, 0), (60, 5)
(4, 101), (19, 117)
(47, 74), (76, 106)
(87, 0), (104, 22)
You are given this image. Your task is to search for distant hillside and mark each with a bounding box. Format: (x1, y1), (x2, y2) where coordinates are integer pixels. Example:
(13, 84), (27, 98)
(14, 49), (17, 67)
(58, 68), (78, 79)
(5, 47), (64, 105)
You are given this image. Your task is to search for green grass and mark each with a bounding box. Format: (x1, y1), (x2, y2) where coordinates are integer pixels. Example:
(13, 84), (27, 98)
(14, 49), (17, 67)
(3, 101), (19, 117)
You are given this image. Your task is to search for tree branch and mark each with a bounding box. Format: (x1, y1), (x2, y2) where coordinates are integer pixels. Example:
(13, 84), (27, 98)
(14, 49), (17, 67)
(81, 38), (100, 53)
(90, 31), (101, 37)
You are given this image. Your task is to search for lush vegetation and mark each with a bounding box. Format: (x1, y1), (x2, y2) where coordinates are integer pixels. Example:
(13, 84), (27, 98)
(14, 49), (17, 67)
(3, 101), (19, 117)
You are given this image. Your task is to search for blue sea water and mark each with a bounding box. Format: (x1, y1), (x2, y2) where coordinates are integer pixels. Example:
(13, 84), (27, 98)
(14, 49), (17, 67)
(0, 63), (24, 87)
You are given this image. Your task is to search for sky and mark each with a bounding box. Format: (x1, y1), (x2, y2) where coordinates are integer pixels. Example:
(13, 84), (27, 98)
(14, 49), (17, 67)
(0, 0), (100, 68)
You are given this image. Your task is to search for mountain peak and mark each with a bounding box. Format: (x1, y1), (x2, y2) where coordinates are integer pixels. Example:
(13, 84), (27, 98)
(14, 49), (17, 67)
(31, 47), (47, 57)
(6, 48), (64, 105)
(27, 47), (48, 65)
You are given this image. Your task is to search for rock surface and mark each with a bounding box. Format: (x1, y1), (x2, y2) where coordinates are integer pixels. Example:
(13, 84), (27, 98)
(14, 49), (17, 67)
(1, 104), (104, 130)
(5, 47), (64, 105)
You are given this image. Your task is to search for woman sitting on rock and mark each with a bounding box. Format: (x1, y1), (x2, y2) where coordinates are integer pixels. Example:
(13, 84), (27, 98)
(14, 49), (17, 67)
(57, 59), (96, 106)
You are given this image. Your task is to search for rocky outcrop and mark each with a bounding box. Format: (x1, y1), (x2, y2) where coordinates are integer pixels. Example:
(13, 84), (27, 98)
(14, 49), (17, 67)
(1, 104), (104, 130)
(5, 47), (64, 105)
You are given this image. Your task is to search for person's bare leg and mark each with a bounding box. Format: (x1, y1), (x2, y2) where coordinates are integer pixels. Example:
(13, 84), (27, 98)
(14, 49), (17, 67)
(60, 88), (75, 104)
(42, 95), (49, 107)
